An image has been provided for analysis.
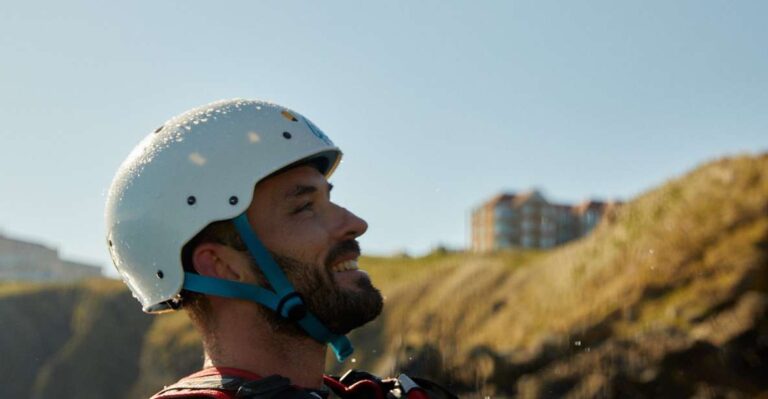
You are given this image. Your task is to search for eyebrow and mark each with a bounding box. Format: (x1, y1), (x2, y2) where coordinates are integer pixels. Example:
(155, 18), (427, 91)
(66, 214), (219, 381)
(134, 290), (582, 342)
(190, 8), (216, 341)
(285, 182), (333, 199)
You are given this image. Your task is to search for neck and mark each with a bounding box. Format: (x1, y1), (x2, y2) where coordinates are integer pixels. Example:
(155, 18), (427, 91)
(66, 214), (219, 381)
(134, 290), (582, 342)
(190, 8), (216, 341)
(200, 299), (328, 389)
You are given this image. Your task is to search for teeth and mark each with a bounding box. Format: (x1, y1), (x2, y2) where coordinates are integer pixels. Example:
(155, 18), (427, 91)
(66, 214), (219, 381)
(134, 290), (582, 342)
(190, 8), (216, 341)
(332, 260), (359, 272)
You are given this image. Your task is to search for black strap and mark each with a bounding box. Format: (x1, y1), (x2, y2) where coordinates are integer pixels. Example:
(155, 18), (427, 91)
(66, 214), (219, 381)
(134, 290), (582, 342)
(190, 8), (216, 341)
(155, 374), (327, 399)
(237, 375), (325, 399)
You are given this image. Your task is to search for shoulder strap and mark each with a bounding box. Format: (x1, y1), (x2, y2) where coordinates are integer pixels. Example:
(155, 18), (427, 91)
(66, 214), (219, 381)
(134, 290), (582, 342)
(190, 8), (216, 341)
(236, 375), (325, 399)
(152, 374), (326, 399)
(151, 373), (242, 399)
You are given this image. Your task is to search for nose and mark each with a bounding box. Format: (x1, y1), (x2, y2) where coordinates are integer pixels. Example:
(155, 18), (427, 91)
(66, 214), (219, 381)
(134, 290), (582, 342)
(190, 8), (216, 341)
(334, 205), (368, 240)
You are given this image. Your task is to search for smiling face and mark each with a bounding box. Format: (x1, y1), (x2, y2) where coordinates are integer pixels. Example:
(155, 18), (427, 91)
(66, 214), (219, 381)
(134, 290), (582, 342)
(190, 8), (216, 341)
(245, 164), (383, 334)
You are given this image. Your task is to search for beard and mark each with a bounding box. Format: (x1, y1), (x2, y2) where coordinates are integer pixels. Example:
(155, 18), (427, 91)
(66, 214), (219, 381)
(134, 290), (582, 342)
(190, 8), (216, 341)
(251, 241), (384, 337)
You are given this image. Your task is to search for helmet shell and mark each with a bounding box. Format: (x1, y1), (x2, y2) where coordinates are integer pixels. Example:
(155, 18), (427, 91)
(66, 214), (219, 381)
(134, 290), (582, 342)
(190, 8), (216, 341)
(105, 99), (341, 312)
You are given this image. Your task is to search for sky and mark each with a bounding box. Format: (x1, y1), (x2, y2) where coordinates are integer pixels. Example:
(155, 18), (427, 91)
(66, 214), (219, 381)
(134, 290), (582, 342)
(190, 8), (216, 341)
(0, 1), (766, 276)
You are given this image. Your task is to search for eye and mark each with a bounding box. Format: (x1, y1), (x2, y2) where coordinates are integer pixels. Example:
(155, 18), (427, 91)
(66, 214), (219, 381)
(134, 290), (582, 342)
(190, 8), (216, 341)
(293, 202), (313, 214)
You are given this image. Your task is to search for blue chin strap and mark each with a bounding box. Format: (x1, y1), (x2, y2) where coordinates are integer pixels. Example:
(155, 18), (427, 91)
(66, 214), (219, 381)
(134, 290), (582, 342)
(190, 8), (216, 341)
(182, 213), (353, 362)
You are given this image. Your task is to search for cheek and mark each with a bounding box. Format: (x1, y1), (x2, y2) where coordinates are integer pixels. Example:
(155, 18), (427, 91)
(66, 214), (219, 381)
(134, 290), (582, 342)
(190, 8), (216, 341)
(265, 223), (331, 264)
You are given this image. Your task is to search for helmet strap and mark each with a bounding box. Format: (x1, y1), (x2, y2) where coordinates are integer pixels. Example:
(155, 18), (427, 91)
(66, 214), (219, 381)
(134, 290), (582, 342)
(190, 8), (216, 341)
(181, 213), (353, 362)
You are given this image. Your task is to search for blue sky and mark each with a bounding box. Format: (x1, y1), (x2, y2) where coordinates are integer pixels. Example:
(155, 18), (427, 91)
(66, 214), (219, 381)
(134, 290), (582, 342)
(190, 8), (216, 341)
(1, 1), (766, 274)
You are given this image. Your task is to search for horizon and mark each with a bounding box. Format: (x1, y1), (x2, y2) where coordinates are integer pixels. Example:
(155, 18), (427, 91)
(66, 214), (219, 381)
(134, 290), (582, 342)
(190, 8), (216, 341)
(0, 149), (761, 268)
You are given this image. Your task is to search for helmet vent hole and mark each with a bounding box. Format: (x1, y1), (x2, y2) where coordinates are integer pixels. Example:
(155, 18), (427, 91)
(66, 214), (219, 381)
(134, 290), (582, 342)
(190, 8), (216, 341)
(108, 240), (113, 247)
(282, 132), (292, 139)
(229, 196), (239, 205)
(154, 125), (164, 134)
(187, 196), (196, 205)
(156, 270), (164, 279)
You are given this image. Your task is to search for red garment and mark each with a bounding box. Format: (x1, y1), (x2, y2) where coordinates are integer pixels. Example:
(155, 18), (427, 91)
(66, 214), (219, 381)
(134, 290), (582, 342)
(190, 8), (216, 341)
(151, 367), (264, 399)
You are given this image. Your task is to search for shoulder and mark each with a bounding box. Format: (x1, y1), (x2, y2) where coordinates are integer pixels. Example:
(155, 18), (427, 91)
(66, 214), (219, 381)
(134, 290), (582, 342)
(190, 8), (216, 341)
(151, 367), (255, 399)
(151, 368), (325, 399)
(150, 367), (243, 399)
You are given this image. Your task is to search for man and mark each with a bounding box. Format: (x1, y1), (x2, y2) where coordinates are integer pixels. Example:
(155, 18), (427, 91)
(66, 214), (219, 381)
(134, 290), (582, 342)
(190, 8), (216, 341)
(106, 99), (455, 398)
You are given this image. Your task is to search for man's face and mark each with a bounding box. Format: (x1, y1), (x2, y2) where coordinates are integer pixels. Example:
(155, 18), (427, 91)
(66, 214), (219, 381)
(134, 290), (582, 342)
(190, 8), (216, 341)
(245, 165), (383, 334)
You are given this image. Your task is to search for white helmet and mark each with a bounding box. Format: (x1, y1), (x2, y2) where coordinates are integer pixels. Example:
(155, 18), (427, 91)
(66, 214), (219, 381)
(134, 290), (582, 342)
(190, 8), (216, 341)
(105, 99), (341, 313)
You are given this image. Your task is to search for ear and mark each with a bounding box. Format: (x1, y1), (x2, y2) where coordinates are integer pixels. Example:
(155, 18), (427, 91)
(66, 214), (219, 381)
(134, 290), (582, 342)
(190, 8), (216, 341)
(192, 243), (250, 282)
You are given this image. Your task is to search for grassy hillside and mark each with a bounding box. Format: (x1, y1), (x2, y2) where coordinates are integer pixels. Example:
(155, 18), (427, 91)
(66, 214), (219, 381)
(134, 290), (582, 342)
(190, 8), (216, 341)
(343, 153), (768, 397)
(0, 279), (155, 398)
(0, 283), (80, 398)
(1, 153), (765, 398)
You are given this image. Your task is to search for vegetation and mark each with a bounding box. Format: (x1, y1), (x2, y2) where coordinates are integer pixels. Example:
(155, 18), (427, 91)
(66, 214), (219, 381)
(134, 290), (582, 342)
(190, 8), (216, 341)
(341, 153), (768, 397)
(1, 153), (766, 398)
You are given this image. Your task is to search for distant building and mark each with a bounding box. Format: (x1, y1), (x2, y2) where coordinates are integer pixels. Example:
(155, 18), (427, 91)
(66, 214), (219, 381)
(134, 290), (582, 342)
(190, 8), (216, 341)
(0, 234), (102, 282)
(470, 190), (620, 252)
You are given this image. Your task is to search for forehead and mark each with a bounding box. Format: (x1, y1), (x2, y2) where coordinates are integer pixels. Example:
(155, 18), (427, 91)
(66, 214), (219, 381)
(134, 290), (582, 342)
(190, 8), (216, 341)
(254, 165), (326, 198)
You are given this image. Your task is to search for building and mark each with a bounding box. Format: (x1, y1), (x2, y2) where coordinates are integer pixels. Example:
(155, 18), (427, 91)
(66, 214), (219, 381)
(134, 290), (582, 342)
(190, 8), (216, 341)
(0, 233), (102, 282)
(470, 190), (619, 252)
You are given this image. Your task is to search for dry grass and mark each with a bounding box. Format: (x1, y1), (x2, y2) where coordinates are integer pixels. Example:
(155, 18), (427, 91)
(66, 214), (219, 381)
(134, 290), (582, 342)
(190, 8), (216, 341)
(344, 153), (768, 377)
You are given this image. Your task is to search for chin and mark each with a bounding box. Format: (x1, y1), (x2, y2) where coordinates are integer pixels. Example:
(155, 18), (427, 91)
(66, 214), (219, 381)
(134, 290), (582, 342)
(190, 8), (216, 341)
(321, 277), (384, 335)
(332, 269), (371, 287)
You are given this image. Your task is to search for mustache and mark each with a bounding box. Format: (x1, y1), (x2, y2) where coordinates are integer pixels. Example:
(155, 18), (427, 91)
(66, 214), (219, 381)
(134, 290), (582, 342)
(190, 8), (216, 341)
(325, 240), (361, 267)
